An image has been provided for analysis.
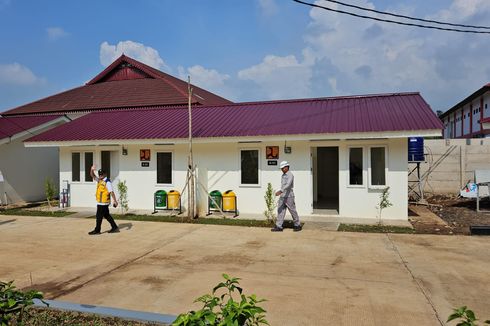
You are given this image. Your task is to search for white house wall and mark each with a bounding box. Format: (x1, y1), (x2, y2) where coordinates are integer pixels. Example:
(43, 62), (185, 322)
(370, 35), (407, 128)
(60, 138), (408, 220)
(0, 135), (59, 203)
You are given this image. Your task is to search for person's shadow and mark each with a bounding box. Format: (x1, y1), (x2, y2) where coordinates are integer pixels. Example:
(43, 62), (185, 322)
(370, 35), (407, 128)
(118, 222), (133, 230)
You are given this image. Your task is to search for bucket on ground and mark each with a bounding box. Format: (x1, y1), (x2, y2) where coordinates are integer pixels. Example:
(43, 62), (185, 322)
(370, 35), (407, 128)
(222, 190), (238, 216)
(209, 190), (222, 209)
(154, 190), (167, 209)
(167, 190), (180, 209)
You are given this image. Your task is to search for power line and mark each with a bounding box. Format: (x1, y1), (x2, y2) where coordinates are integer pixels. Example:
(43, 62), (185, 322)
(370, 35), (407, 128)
(292, 0), (490, 34)
(323, 0), (490, 30)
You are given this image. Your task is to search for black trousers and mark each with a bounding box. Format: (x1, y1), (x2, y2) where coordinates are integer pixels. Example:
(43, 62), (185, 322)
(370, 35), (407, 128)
(94, 205), (118, 232)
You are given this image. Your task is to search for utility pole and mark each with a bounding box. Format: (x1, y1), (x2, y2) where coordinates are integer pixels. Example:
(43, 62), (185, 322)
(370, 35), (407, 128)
(187, 76), (195, 221)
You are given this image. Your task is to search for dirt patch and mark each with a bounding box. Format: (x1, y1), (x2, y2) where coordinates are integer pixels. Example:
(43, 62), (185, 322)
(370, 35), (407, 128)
(244, 240), (264, 249)
(331, 256), (344, 266)
(140, 276), (171, 290)
(199, 254), (252, 266)
(426, 195), (490, 235)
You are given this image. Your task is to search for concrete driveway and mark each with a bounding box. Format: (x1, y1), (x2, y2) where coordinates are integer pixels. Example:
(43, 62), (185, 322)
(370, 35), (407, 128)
(0, 215), (489, 325)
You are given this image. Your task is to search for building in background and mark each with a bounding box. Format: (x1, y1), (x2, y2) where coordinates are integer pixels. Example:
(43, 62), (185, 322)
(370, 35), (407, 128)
(440, 83), (490, 138)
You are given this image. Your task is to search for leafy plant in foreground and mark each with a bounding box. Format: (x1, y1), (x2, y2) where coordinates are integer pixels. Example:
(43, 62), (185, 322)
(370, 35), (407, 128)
(447, 306), (490, 326)
(0, 280), (47, 326)
(173, 274), (268, 326)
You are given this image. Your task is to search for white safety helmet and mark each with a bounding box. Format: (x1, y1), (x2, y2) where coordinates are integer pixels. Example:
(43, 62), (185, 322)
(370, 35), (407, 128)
(279, 161), (290, 169)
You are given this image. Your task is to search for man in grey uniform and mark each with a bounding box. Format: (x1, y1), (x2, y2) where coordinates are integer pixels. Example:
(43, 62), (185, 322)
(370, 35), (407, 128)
(271, 161), (302, 232)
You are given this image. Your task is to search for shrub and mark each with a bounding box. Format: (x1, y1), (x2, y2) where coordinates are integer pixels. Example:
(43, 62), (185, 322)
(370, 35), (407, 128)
(44, 178), (57, 211)
(376, 186), (392, 225)
(263, 183), (276, 225)
(117, 180), (129, 214)
(173, 274), (268, 326)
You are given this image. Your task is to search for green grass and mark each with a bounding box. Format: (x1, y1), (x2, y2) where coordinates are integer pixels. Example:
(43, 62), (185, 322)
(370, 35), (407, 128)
(338, 223), (415, 234)
(0, 208), (75, 217)
(20, 307), (164, 325)
(100, 213), (276, 228)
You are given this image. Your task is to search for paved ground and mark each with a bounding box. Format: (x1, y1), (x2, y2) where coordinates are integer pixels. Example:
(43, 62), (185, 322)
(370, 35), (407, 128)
(1, 215), (489, 325)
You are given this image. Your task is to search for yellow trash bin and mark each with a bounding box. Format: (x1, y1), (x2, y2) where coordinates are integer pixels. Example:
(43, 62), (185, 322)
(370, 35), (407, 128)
(167, 190), (180, 209)
(222, 190), (236, 213)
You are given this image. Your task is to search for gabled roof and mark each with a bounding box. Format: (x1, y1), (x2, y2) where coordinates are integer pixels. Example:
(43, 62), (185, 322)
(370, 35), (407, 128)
(26, 92), (443, 144)
(440, 83), (490, 119)
(2, 55), (232, 116)
(0, 115), (67, 142)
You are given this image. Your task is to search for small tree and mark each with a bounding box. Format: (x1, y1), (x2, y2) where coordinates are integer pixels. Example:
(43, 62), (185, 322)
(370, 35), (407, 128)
(117, 180), (129, 215)
(173, 274), (268, 326)
(376, 187), (392, 225)
(44, 178), (57, 211)
(264, 183), (276, 225)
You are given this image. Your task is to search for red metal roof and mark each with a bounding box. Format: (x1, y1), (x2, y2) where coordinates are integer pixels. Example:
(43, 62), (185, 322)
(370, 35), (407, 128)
(0, 115), (63, 139)
(26, 93), (443, 143)
(2, 55), (231, 116)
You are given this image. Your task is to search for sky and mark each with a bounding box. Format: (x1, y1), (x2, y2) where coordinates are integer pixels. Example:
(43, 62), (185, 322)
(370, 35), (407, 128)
(1, 0), (489, 113)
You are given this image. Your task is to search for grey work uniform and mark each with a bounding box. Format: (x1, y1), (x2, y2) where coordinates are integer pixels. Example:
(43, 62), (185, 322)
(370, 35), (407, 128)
(276, 170), (301, 228)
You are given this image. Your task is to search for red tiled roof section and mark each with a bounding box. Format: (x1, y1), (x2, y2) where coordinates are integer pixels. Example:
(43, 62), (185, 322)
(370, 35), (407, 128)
(0, 115), (63, 139)
(26, 93), (443, 143)
(2, 55), (231, 116)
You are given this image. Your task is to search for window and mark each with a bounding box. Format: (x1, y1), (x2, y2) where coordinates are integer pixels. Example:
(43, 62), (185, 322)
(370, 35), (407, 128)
(72, 153), (80, 182)
(349, 148), (363, 185)
(241, 149), (259, 185)
(370, 147), (386, 186)
(157, 152), (172, 184)
(101, 151), (111, 179)
(84, 152), (93, 182)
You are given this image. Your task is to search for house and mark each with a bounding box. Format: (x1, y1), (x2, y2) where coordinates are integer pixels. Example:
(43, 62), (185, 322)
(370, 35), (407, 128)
(25, 93), (443, 220)
(439, 83), (490, 138)
(0, 115), (69, 204)
(0, 55), (231, 204)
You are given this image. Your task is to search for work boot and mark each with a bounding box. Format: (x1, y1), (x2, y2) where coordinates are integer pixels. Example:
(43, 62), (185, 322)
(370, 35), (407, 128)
(293, 225), (302, 232)
(88, 230), (101, 235)
(271, 226), (283, 232)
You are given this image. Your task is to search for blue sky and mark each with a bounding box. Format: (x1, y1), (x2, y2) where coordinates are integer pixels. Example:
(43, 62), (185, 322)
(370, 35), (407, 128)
(1, 0), (489, 112)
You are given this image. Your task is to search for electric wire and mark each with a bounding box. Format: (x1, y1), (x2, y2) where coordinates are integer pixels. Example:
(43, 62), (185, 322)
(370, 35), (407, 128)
(292, 0), (490, 34)
(323, 0), (490, 30)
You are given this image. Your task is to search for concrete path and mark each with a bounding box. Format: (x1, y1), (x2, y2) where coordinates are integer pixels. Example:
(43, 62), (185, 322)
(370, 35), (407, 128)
(0, 215), (489, 325)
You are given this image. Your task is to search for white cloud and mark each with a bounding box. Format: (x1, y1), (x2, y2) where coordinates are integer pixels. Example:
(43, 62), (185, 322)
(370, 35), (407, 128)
(257, 0), (278, 15)
(234, 0), (490, 108)
(99, 41), (169, 71)
(178, 65), (230, 89)
(238, 55), (312, 99)
(46, 27), (69, 41)
(0, 63), (45, 86)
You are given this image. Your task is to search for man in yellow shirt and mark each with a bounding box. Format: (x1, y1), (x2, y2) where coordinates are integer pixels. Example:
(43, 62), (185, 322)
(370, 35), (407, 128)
(88, 166), (119, 235)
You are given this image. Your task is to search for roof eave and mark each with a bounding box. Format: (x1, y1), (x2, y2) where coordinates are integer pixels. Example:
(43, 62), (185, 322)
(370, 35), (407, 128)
(24, 129), (443, 147)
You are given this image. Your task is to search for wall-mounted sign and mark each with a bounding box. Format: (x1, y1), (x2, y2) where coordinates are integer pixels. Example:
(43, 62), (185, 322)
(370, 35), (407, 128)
(140, 149), (151, 161)
(284, 146), (292, 154)
(141, 162), (150, 167)
(267, 160), (278, 166)
(266, 146), (279, 159)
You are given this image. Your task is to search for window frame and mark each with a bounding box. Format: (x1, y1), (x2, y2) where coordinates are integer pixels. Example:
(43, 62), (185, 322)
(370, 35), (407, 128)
(347, 146), (365, 188)
(368, 145), (388, 189)
(156, 151), (174, 186)
(239, 148), (261, 187)
(71, 151), (95, 183)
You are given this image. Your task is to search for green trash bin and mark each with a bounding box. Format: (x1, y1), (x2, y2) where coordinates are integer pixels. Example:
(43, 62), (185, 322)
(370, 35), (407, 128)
(209, 190), (222, 213)
(155, 190), (167, 210)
